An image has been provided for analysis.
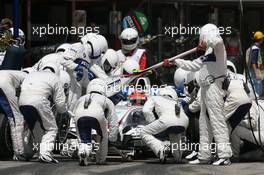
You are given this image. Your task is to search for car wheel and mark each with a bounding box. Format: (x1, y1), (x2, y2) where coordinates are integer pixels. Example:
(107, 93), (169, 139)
(0, 113), (13, 159)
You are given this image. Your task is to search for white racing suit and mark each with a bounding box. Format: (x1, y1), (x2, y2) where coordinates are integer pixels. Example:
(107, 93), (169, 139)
(231, 100), (264, 158)
(32, 46), (107, 110)
(0, 70), (27, 156)
(175, 41), (232, 160)
(32, 51), (84, 111)
(60, 43), (108, 110)
(73, 93), (118, 164)
(141, 96), (189, 161)
(19, 71), (67, 160)
(224, 72), (252, 131)
(117, 48), (147, 70)
(32, 53), (64, 71)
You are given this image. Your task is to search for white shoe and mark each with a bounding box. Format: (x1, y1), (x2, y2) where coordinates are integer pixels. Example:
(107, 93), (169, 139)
(39, 153), (59, 163)
(79, 153), (89, 166)
(158, 146), (170, 164)
(212, 158), (231, 166)
(13, 153), (30, 161)
(188, 158), (211, 165)
(185, 151), (198, 160)
(78, 143), (91, 166)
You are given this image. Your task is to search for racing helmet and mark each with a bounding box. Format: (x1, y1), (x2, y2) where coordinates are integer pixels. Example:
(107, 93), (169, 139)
(174, 68), (195, 87)
(159, 86), (178, 101)
(56, 43), (71, 53)
(97, 34), (108, 54)
(80, 33), (102, 60)
(199, 23), (220, 49)
(129, 91), (147, 106)
(120, 28), (139, 51)
(22, 67), (35, 74)
(227, 60), (237, 74)
(86, 78), (107, 96)
(122, 58), (140, 74)
(101, 49), (119, 74)
(41, 62), (60, 77)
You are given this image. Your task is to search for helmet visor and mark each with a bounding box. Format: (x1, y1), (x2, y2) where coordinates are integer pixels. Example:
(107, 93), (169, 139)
(121, 38), (138, 45)
(103, 60), (112, 74)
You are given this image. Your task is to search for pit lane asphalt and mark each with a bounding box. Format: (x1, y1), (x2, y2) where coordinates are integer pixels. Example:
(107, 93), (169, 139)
(0, 157), (264, 175)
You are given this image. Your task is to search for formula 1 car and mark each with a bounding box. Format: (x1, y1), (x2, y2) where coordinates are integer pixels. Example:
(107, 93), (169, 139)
(55, 77), (155, 160)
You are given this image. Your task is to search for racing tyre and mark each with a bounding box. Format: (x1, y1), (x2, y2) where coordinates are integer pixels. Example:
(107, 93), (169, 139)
(0, 113), (13, 159)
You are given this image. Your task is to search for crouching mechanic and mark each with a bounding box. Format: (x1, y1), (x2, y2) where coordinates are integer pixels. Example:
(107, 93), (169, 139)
(73, 78), (118, 166)
(19, 63), (67, 163)
(231, 99), (264, 162)
(223, 61), (252, 131)
(0, 70), (30, 160)
(141, 86), (189, 163)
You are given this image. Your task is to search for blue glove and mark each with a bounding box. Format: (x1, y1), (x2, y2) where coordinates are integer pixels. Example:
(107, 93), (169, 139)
(87, 70), (96, 80)
(109, 91), (126, 105)
(176, 85), (185, 96)
(181, 100), (188, 107)
(74, 64), (84, 81)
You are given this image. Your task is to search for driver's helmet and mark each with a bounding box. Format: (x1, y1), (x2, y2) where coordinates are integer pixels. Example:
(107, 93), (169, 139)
(128, 91), (147, 106)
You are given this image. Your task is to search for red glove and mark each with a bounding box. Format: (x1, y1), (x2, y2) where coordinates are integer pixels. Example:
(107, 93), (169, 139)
(256, 74), (261, 80)
(163, 59), (172, 67)
(197, 41), (206, 51)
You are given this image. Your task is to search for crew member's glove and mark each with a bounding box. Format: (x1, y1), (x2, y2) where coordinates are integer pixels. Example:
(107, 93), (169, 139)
(74, 64), (84, 81)
(87, 70), (96, 80)
(255, 72), (261, 80)
(132, 69), (141, 74)
(181, 97), (191, 107)
(176, 85), (185, 96)
(163, 59), (173, 67)
(197, 41), (206, 51)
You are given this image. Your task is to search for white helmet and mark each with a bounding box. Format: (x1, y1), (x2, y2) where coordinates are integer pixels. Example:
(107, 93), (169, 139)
(59, 70), (71, 92)
(97, 35), (108, 54)
(86, 78), (107, 96)
(41, 62), (60, 76)
(80, 33), (97, 43)
(62, 46), (79, 61)
(159, 86), (178, 101)
(56, 43), (71, 53)
(227, 60), (237, 74)
(101, 49), (119, 74)
(120, 28), (139, 51)
(22, 67), (35, 74)
(199, 23), (221, 48)
(122, 58), (140, 74)
(81, 33), (102, 60)
(174, 68), (196, 87)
